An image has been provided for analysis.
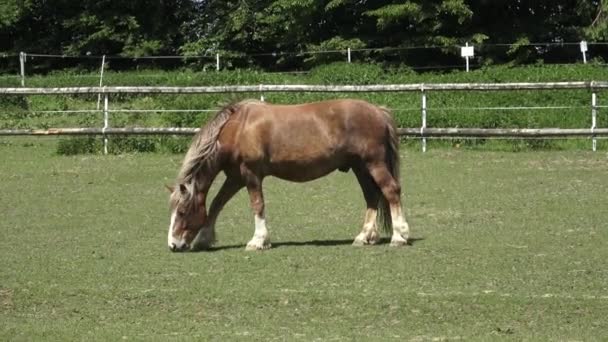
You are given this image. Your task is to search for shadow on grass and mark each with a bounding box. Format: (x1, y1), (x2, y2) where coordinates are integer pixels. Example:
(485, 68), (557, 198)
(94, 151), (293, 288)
(203, 237), (424, 252)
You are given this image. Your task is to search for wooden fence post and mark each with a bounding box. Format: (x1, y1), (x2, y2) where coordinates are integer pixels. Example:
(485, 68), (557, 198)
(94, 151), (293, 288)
(19, 52), (26, 87)
(421, 86), (427, 152)
(592, 92), (597, 152)
(103, 91), (109, 155)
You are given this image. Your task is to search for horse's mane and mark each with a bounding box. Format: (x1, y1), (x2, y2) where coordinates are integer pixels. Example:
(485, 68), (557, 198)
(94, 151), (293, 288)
(176, 99), (262, 186)
(177, 103), (234, 185)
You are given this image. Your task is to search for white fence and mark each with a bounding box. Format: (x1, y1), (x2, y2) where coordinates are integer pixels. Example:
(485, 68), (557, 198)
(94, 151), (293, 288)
(0, 82), (605, 152)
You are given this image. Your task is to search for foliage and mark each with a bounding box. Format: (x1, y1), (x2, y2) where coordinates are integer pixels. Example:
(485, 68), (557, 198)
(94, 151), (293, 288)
(1, 1), (606, 71)
(1, 0), (195, 61)
(304, 37), (366, 66)
(585, 0), (608, 40)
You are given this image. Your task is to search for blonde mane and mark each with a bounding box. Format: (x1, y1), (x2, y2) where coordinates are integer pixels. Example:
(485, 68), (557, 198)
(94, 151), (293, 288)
(176, 100), (263, 186)
(177, 104), (233, 186)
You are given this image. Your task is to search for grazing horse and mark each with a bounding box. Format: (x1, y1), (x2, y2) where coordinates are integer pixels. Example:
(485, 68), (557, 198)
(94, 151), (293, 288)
(167, 99), (409, 252)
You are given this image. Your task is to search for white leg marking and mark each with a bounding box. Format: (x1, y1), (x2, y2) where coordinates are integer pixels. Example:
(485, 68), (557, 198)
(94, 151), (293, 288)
(390, 205), (409, 247)
(363, 209), (377, 231)
(353, 209), (379, 246)
(246, 214), (271, 251)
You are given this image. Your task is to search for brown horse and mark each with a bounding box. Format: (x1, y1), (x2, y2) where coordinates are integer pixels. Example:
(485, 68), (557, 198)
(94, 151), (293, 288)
(167, 99), (409, 252)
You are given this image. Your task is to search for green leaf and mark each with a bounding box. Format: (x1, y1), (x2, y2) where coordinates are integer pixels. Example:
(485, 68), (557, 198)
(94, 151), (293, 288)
(325, 0), (347, 11)
(438, 0), (473, 23)
(364, 2), (422, 28)
(507, 37), (531, 56)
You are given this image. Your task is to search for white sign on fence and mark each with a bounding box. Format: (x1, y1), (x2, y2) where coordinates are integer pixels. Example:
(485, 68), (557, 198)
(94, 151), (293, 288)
(580, 40), (588, 64)
(461, 43), (474, 72)
(461, 46), (474, 57)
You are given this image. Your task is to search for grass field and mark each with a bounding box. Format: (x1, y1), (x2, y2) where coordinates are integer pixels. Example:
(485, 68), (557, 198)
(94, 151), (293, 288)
(1, 138), (608, 340)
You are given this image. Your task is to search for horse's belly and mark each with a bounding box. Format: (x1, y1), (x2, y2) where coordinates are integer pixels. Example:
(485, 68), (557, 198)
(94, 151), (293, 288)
(267, 158), (343, 182)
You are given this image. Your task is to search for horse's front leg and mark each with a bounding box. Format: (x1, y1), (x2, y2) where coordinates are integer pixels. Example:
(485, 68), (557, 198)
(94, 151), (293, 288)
(191, 177), (243, 250)
(244, 175), (271, 251)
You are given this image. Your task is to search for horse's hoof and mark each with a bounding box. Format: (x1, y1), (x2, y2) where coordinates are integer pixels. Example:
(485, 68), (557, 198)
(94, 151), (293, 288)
(245, 241), (271, 251)
(190, 241), (214, 251)
(352, 239), (367, 247)
(389, 239), (408, 247)
(353, 234), (380, 246)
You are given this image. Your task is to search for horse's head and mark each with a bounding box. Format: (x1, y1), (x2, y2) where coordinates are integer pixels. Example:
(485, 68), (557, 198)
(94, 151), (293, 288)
(167, 183), (207, 252)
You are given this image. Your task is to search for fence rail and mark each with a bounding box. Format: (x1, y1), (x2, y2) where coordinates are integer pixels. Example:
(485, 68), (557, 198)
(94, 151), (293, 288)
(0, 82), (603, 152)
(2, 81), (608, 95)
(1, 127), (607, 138)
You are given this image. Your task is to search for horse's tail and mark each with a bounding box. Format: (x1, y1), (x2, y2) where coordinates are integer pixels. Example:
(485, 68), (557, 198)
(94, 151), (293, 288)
(377, 106), (400, 235)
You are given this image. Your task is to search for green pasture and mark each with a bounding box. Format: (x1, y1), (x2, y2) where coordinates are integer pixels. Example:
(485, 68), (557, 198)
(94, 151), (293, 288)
(1, 138), (608, 340)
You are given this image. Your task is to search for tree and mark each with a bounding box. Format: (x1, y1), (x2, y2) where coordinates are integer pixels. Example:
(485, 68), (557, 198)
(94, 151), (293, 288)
(467, 0), (602, 64)
(1, 0), (606, 71)
(180, 0), (330, 69)
(180, 1), (491, 69)
(332, 0), (481, 67)
(584, 0), (608, 40)
(1, 0), (196, 56)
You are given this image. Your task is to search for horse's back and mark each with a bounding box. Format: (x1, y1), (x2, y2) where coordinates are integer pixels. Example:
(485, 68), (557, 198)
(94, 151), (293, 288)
(243, 98), (389, 138)
(224, 99), (393, 181)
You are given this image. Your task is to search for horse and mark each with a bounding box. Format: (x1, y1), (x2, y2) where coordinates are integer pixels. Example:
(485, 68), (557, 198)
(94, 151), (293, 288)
(166, 99), (410, 252)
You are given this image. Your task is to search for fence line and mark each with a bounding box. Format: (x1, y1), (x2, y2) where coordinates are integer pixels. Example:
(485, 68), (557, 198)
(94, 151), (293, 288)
(0, 105), (590, 116)
(2, 81), (608, 95)
(7, 40), (604, 84)
(0, 82), (604, 152)
(13, 41), (608, 60)
(1, 127), (606, 138)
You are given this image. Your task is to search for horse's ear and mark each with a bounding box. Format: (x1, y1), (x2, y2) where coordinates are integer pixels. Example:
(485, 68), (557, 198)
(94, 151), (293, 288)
(164, 184), (174, 193)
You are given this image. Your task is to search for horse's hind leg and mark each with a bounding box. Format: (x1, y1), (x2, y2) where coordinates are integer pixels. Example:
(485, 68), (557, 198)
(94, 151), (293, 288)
(352, 166), (381, 246)
(242, 170), (271, 251)
(367, 163), (410, 247)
